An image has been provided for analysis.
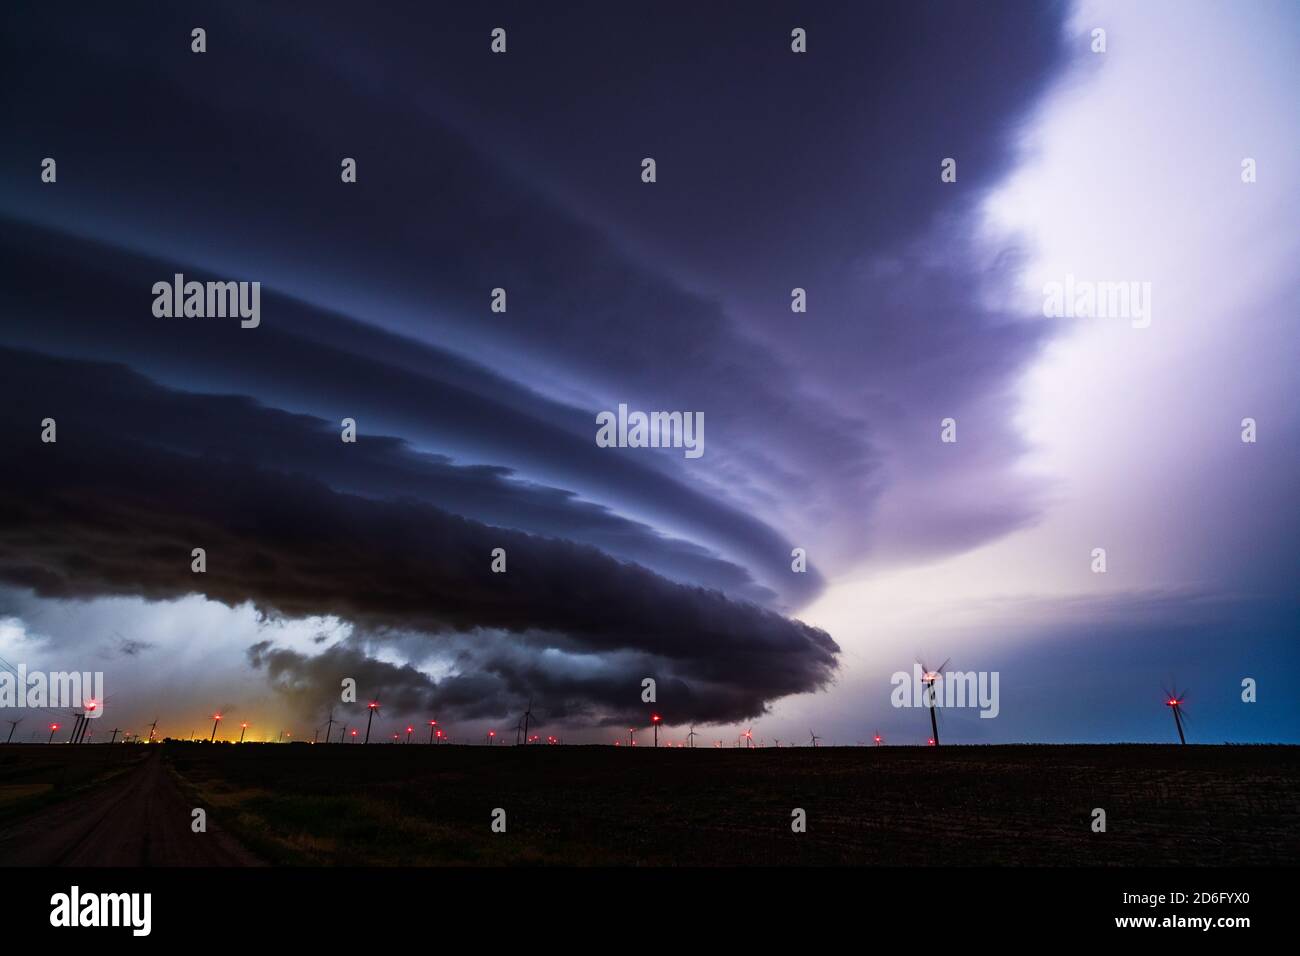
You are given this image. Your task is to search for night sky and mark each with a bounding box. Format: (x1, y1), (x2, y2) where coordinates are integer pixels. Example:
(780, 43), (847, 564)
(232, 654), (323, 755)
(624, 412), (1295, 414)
(1, 1), (1296, 744)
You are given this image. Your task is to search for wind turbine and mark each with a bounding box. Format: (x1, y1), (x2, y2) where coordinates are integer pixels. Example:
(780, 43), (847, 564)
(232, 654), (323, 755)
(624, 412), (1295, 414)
(146, 718), (158, 743)
(686, 727), (698, 748)
(4, 718), (20, 744)
(364, 699), (380, 744)
(521, 699), (535, 745)
(240, 722), (249, 743)
(918, 657), (950, 747)
(514, 717), (524, 746)
(809, 729), (821, 748)
(1163, 685), (1189, 745)
(742, 728), (754, 749)
(209, 713), (222, 742)
(651, 713), (662, 747)
(324, 707), (336, 743)
(873, 732), (883, 746)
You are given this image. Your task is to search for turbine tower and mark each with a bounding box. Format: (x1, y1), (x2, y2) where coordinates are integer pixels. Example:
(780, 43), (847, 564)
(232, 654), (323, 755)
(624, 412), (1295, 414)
(918, 658), (949, 746)
(1164, 686), (1188, 745)
(522, 699), (535, 745)
(364, 699), (379, 744)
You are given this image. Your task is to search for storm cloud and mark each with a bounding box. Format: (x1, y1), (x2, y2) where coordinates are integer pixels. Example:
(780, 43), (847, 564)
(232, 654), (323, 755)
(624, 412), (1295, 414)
(0, 1), (1153, 740)
(0, 348), (837, 723)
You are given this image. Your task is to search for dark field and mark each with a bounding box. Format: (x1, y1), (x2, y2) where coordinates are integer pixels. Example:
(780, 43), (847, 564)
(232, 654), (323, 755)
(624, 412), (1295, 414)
(32, 742), (1300, 866)
(0, 743), (148, 827)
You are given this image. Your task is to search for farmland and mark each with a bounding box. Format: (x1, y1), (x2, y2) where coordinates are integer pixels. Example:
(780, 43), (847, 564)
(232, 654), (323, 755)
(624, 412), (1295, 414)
(7, 742), (1289, 866)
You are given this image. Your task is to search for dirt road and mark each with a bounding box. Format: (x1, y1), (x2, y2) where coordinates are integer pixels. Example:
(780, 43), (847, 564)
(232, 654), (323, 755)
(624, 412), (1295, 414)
(0, 748), (261, 866)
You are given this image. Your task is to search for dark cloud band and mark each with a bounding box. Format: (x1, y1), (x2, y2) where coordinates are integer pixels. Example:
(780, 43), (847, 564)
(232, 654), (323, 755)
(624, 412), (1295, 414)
(0, 348), (838, 723)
